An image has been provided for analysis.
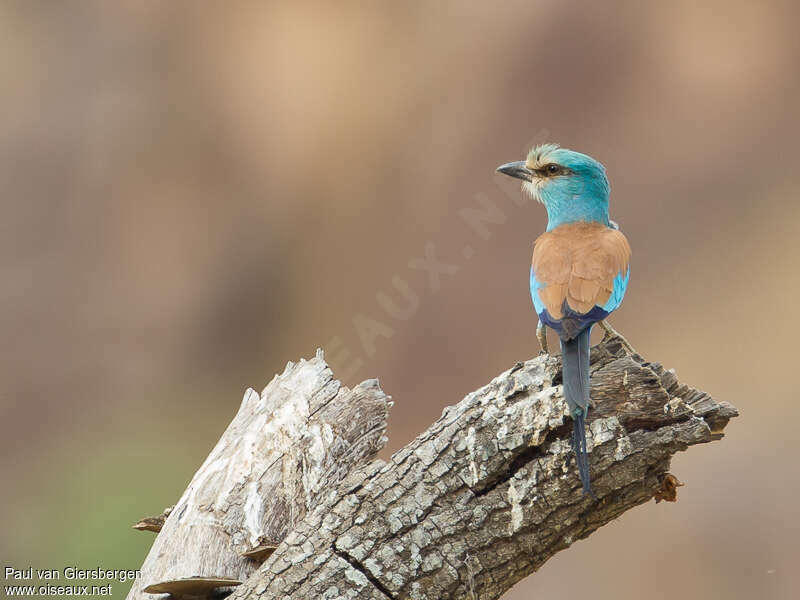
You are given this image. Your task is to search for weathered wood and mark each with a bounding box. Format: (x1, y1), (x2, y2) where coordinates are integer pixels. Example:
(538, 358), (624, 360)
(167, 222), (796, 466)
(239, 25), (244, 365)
(126, 350), (390, 600)
(226, 334), (737, 600)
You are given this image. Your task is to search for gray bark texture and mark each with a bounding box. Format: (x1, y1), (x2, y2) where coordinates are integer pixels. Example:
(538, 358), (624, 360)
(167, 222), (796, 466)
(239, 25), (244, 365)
(224, 334), (737, 600)
(126, 351), (391, 600)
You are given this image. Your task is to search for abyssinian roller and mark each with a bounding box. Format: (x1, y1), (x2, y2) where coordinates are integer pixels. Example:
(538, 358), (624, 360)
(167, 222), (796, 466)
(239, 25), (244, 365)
(497, 144), (631, 496)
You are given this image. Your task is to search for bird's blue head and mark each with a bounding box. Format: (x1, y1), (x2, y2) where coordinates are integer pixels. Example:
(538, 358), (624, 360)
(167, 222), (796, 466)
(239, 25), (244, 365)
(497, 144), (610, 231)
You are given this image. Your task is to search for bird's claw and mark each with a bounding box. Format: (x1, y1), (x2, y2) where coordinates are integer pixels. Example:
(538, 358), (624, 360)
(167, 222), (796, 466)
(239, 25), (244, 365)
(536, 322), (549, 355)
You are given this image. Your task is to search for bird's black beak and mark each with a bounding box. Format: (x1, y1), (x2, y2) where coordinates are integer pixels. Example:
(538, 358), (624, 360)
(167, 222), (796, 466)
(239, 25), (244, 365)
(496, 161), (534, 182)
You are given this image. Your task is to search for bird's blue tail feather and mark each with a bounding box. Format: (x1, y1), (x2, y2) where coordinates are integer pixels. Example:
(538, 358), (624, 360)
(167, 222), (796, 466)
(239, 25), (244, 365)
(571, 408), (594, 496)
(561, 327), (594, 497)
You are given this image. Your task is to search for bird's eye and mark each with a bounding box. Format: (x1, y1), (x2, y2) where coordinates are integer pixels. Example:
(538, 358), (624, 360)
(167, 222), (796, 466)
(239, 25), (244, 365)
(545, 164), (560, 175)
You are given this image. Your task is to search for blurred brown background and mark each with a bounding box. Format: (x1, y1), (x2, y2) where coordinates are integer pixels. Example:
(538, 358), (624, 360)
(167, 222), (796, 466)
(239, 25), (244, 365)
(2, 1), (799, 598)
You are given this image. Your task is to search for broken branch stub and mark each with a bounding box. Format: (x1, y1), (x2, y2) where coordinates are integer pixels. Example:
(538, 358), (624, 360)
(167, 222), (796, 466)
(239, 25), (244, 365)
(125, 350), (391, 600)
(132, 506), (173, 533)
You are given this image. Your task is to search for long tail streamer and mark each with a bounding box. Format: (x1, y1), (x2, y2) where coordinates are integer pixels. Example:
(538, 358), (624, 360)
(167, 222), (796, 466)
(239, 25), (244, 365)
(571, 408), (594, 497)
(561, 327), (595, 497)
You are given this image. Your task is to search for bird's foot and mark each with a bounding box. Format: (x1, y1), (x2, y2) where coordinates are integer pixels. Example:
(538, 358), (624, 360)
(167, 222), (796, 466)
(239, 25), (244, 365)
(598, 320), (635, 354)
(536, 322), (549, 355)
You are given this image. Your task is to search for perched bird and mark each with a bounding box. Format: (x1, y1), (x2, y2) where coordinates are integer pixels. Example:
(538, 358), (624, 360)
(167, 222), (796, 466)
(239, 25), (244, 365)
(497, 144), (631, 496)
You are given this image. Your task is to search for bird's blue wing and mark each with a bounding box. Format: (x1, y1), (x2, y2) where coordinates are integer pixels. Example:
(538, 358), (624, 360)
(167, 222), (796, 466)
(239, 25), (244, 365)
(599, 266), (630, 313)
(529, 267), (545, 316)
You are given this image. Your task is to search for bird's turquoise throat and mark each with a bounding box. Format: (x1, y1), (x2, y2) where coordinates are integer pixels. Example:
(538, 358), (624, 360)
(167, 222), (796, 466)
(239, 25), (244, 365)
(541, 189), (610, 231)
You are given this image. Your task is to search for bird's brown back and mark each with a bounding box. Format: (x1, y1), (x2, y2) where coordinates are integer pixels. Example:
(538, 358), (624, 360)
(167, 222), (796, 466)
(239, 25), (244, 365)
(532, 221), (631, 319)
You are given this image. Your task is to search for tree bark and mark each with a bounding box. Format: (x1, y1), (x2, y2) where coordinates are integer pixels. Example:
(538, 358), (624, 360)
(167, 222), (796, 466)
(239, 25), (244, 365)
(126, 351), (391, 600)
(225, 334), (737, 600)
